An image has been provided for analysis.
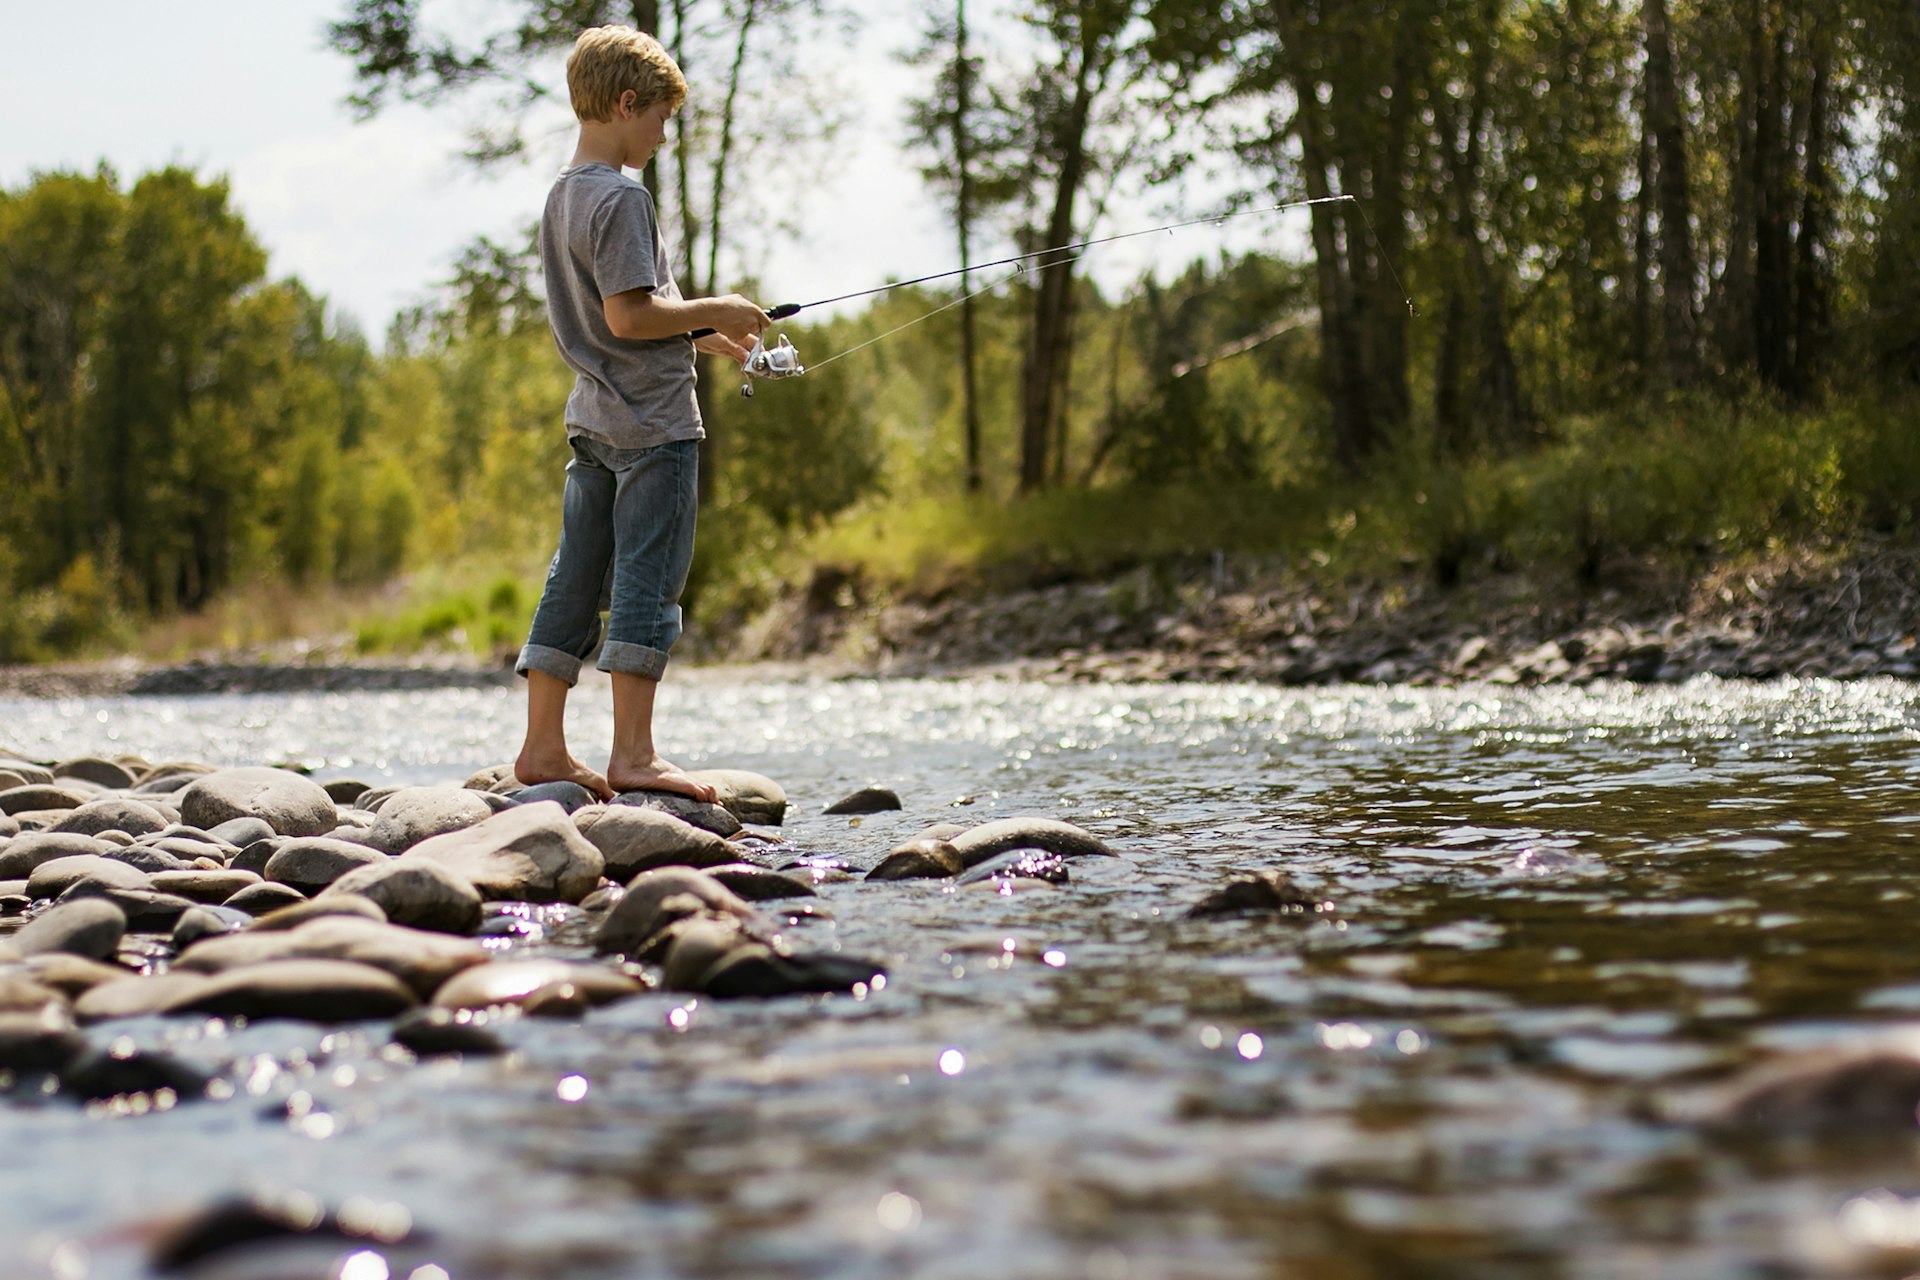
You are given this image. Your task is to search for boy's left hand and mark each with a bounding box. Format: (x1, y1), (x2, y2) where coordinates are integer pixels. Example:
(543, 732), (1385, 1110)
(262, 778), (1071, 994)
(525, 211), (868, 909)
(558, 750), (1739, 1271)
(694, 332), (755, 366)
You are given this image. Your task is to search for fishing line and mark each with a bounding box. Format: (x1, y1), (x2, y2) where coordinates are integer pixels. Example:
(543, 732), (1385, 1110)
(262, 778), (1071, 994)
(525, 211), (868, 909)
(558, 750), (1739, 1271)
(805, 263), (1032, 374)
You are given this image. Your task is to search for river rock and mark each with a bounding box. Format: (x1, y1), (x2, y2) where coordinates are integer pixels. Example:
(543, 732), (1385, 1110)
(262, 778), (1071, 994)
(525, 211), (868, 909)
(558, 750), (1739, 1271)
(58, 884), (200, 930)
(0, 812), (17, 838)
(11, 897), (126, 959)
(319, 859), (482, 934)
(1185, 870), (1322, 919)
(99, 843), (192, 874)
(0, 832), (113, 879)
(867, 839), (966, 881)
(405, 801), (604, 904)
(367, 786), (497, 854)
(142, 832), (235, 863)
(463, 763), (517, 792)
(593, 867), (754, 957)
(508, 780), (599, 813)
(74, 972), (217, 1022)
(654, 915), (882, 998)
(176, 915), (487, 998)
(60, 1043), (213, 1101)
(222, 881), (308, 915)
(150, 869), (262, 903)
(53, 756), (138, 790)
(0, 760), (54, 786)
(824, 785), (902, 816)
(248, 896), (388, 932)
(0, 784), (94, 816)
(612, 790), (742, 837)
(169, 957), (419, 1021)
(432, 958), (643, 1012)
(0, 972), (68, 1015)
(230, 838), (282, 875)
(705, 865), (817, 901)
(573, 804), (736, 879)
(262, 838), (388, 894)
(23, 953), (134, 996)
(50, 798), (169, 837)
(690, 770), (789, 825)
(391, 1006), (506, 1057)
(171, 905), (253, 949)
(177, 767), (337, 838)
(1686, 1044), (1920, 1133)
(26, 854), (151, 899)
(0, 1010), (84, 1073)
(955, 849), (1070, 886)
(948, 817), (1116, 867)
(201, 816), (274, 850)
(321, 778), (371, 806)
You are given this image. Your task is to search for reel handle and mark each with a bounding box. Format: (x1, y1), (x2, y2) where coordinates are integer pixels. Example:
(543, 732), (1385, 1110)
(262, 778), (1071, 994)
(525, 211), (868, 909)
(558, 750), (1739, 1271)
(688, 301), (801, 340)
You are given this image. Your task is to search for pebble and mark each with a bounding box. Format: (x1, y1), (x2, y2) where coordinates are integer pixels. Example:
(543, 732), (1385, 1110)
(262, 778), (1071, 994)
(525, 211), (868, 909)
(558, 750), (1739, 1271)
(59, 1043), (212, 1101)
(53, 756), (138, 789)
(171, 905), (253, 949)
(176, 916), (488, 999)
(0, 972), (69, 1015)
(58, 885), (201, 931)
(248, 895), (390, 932)
(0, 832), (116, 879)
(0, 784), (94, 816)
(954, 849), (1070, 886)
(230, 838), (282, 875)
(26, 854), (152, 899)
(508, 780), (598, 812)
(23, 953), (137, 996)
(11, 897), (128, 959)
(149, 869), (263, 903)
(0, 1011), (86, 1073)
(206, 815), (276, 847)
(74, 972), (217, 1022)
(948, 816), (1115, 866)
(824, 785), (903, 816)
(321, 778), (372, 805)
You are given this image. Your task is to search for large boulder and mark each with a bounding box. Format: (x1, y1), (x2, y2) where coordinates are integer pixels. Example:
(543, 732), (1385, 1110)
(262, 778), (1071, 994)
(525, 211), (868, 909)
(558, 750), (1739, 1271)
(404, 802), (604, 904)
(262, 838), (389, 894)
(365, 787), (496, 854)
(177, 767), (337, 838)
(572, 804), (735, 880)
(319, 859), (483, 934)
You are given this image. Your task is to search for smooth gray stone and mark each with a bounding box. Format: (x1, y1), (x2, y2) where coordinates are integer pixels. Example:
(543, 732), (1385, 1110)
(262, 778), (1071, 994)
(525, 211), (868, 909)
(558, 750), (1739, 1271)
(573, 804), (735, 879)
(20, 953), (133, 997)
(0, 760), (54, 786)
(177, 767), (338, 838)
(593, 866), (753, 957)
(172, 905), (253, 949)
(56, 884), (199, 930)
(366, 786), (496, 854)
(866, 839), (965, 881)
(150, 869), (262, 903)
(168, 958), (420, 1022)
(49, 797), (169, 837)
(948, 817), (1116, 867)
(319, 859), (482, 934)
(0, 785), (94, 816)
(131, 771), (202, 795)
(404, 802), (604, 905)
(431, 958), (642, 1011)
(0, 972), (65, 1013)
(705, 864), (817, 901)
(222, 881), (308, 916)
(461, 764), (516, 792)
(52, 757), (138, 790)
(701, 948), (887, 999)
(321, 778), (371, 806)
(688, 769), (788, 826)
(144, 833), (236, 863)
(25, 855), (151, 899)
(611, 790), (742, 837)
(230, 838), (282, 875)
(0, 1014), (86, 1073)
(823, 785), (903, 816)
(206, 815), (276, 848)
(955, 849), (1071, 886)
(101, 844), (191, 874)
(11, 898), (127, 959)
(0, 811), (17, 838)
(175, 916), (486, 999)
(262, 838), (387, 894)
(0, 832), (113, 880)
(73, 972), (213, 1022)
(357, 785), (404, 812)
(247, 896), (387, 932)
(507, 781), (598, 813)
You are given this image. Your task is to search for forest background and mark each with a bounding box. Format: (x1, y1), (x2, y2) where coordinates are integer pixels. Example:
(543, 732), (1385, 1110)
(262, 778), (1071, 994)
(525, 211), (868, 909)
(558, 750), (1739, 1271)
(2, 0), (1918, 668)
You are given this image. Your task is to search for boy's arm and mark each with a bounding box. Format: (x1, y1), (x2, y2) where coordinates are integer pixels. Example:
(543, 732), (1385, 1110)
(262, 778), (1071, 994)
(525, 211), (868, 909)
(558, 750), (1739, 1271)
(604, 289), (769, 344)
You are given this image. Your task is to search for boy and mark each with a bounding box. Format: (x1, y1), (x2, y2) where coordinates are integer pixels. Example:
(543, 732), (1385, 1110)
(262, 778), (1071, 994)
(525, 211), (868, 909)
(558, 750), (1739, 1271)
(513, 25), (768, 803)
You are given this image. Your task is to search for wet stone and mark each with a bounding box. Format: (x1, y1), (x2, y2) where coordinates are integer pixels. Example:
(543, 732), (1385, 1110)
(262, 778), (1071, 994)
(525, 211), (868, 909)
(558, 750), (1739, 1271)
(705, 865), (818, 901)
(574, 803), (736, 879)
(171, 905), (252, 950)
(0, 1012), (85, 1074)
(148, 1191), (427, 1273)
(58, 885), (200, 931)
(867, 838), (966, 881)
(391, 1006), (506, 1057)
(169, 957), (420, 1022)
(11, 897), (127, 959)
(405, 801), (605, 905)
(177, 916), (487, 999)
(1185, 870), (1322, 919)
(955, 848), (1070, 886)
(74, 972), (216, 1023)
(222, 881), (308, 916)
(593, 867), (755, 957)
(612, 789), (742, 838)
(824, 785), (903, 816)
(247, 896), (388, 932)
(60, 1043), (212, 1102)
(948, 816), (1116, 867)
(0, 832), (116, 879)
(432, 958), (644, 1011)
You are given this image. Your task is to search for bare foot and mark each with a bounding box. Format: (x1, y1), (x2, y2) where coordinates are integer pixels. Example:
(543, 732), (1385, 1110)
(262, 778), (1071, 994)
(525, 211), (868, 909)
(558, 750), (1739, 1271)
(607, 755), (718, 804)
(516, 749), (615, 801)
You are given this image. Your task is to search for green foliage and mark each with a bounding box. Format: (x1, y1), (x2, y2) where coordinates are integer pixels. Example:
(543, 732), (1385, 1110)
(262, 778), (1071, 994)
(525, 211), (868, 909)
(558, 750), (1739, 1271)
(353, 572), (535, 655)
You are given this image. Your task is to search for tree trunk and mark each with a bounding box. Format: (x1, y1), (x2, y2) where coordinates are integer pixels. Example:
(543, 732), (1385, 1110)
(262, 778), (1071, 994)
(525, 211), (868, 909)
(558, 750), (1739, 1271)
(1753, 20), (1792, 390)
(1791, 19), (1833, 396)
(952, 0), (982, 493)
(1643, 0), (1699, 388)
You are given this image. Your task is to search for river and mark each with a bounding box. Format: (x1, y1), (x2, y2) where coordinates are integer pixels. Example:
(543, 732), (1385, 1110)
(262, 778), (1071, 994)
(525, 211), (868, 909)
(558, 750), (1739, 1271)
(4, 672), (1920, 1278)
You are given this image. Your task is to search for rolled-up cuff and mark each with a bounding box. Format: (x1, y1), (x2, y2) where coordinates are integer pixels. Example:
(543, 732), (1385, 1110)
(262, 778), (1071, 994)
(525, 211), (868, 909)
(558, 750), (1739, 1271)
(597, 640), (670, 680)
(516, 643), (585, 685)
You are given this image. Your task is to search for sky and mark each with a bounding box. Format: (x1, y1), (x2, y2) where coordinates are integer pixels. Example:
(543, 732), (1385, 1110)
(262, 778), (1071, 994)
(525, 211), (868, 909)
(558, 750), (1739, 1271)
(1, 1), (1292, 348)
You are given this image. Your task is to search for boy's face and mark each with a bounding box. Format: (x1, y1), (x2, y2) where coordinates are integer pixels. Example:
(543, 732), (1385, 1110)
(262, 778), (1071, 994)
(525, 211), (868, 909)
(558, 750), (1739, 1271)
(622, 94), (674, 166)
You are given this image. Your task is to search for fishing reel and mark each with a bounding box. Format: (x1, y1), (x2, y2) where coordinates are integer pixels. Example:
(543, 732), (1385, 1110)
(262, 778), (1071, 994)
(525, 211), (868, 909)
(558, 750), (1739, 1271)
(739, 332), (805, 398)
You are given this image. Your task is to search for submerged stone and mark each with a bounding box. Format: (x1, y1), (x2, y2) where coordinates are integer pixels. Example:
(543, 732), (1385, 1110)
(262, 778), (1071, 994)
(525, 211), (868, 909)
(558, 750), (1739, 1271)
(948, 817), (1116, 867)
(867, 839), (966, 881)
(824, 785), (903, 816)
(1184, 870), (1323, 919)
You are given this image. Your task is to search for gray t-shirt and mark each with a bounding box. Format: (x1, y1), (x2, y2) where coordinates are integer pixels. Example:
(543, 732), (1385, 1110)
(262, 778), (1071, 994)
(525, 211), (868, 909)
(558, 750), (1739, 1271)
(539, 163), (703, 448)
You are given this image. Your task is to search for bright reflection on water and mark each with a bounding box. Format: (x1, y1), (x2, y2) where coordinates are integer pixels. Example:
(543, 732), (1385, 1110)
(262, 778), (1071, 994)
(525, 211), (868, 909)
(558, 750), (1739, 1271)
(5, 673), (1920, 1278)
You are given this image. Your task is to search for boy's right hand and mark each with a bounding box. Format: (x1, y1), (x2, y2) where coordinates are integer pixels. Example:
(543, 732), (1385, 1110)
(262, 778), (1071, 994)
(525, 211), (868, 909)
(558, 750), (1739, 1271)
(708, 294), (770, 345)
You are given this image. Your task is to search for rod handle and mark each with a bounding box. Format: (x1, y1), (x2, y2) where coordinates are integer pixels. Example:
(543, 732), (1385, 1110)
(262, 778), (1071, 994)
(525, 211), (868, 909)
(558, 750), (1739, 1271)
(688, 301), (801, 340)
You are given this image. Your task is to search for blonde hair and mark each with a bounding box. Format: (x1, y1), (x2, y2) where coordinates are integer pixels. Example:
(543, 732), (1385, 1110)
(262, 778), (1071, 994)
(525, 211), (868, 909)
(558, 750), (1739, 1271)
(567, 26), (687, 122)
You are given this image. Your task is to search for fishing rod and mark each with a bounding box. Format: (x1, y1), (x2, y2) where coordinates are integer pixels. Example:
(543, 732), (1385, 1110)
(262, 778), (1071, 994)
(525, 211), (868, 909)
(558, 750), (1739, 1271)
(698, 193), (1410, 395)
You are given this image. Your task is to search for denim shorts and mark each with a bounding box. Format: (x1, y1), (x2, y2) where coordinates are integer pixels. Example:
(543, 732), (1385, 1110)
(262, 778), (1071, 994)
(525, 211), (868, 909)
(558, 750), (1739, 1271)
(515, 433), (699, 684)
